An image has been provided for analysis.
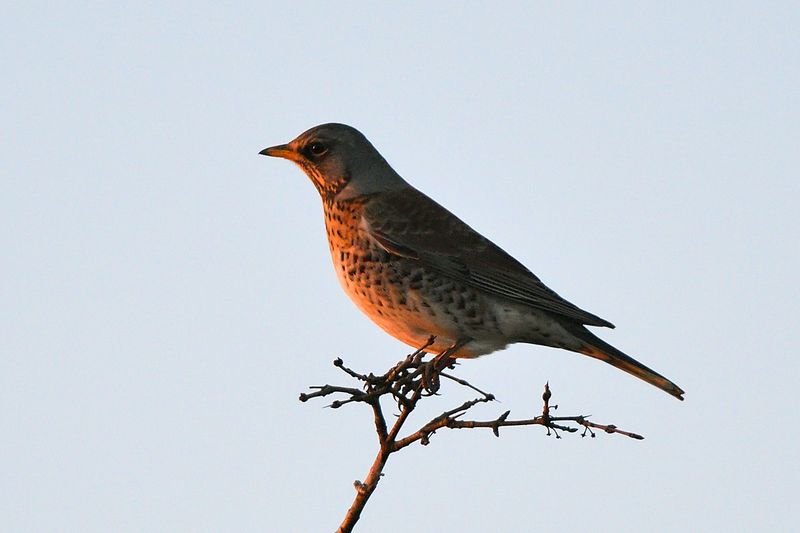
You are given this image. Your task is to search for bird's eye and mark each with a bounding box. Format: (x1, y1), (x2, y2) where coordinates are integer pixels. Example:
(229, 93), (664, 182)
(308, 141), (328, 157)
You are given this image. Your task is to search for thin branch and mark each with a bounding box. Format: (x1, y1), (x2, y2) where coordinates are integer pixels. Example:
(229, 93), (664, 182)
(302, 342), (643, 532)
(392, 395), (496, 450)
(369, 400), (388, 443)
(298, 384), (365, 403)
(337, 443), (390, 533)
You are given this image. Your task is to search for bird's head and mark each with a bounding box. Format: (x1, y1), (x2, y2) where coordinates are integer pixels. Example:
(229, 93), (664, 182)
(260, 123), (409, 200)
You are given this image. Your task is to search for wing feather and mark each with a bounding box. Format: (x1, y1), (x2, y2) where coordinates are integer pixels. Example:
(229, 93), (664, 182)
(362, 188), (614, 328)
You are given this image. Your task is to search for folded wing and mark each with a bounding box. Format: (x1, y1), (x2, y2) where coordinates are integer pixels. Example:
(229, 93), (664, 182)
(361, 188), (614, 328)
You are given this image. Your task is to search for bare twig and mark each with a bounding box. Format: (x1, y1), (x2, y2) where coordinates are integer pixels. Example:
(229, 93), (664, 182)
(301, 341), (643, 532)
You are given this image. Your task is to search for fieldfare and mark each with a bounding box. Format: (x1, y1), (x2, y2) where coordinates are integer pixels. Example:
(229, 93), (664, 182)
(260, 123), (684, 400)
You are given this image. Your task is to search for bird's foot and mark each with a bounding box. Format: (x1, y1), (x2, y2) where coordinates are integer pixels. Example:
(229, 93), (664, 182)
(421, 343), (462, 394)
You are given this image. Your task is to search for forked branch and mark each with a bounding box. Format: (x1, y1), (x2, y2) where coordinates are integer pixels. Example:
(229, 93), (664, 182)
(299, 338), (643, 533)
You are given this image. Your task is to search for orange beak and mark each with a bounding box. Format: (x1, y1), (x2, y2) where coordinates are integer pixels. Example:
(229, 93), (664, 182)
(259, 144), (303, 162)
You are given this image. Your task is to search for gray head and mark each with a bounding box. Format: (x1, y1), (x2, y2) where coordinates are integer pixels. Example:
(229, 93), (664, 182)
(260, 123), (409, 200)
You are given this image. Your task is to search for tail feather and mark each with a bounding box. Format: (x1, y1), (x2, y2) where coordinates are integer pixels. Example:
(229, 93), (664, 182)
(567, 325), (685, 400)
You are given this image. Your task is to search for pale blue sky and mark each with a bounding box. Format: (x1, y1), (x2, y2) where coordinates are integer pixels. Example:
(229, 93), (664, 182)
(2, 2), (799, 532)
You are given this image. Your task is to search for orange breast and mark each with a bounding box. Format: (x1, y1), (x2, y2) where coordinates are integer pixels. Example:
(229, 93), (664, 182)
(323, 201), (466, 355)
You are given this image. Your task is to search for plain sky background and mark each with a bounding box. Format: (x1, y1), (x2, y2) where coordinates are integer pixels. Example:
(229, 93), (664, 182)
(2, 2), (799, 532)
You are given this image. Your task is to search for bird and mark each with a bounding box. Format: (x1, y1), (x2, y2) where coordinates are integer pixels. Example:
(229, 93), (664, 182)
(260, 123), (684, 400)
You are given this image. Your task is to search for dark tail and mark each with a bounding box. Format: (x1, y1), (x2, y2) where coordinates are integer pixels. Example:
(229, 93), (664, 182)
(566, 325), (685, 400)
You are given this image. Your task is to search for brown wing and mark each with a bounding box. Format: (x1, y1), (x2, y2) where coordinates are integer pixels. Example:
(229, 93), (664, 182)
(361, 188), (615, 328)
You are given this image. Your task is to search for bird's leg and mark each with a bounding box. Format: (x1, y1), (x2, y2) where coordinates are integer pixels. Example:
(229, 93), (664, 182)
(422, 339), (468, 394)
